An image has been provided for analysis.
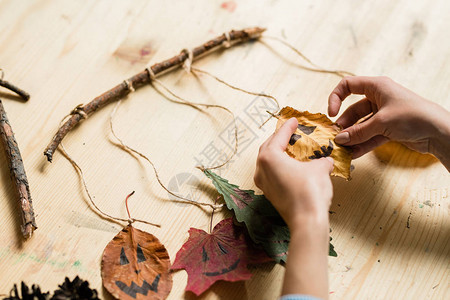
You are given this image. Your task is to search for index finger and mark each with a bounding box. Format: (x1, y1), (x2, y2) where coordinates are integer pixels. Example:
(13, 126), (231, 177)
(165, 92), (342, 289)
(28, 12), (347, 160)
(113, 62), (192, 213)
(328, 76), (379, 117)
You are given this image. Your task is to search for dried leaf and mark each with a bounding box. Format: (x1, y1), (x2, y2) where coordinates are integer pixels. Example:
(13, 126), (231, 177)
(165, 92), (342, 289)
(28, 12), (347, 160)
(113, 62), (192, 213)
(101, 225), (172, 300)
(204, 170), (337, 261)
(171, 218), (271, 296)
(276, 106), (352, 180)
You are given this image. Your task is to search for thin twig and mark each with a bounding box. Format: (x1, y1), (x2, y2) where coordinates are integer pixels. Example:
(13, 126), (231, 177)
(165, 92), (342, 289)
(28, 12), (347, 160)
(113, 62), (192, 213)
(44, 27), (266, 162)
(0, 69), (30, 101)
(0, 99), (36, 238)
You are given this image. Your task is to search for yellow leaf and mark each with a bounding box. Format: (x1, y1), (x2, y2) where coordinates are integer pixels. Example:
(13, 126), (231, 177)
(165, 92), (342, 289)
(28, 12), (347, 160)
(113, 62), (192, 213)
(275, 106), (352, 180)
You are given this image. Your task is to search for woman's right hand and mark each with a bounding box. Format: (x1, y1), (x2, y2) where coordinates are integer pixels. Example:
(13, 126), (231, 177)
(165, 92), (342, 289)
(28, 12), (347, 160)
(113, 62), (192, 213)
(328, 76), (450, 170)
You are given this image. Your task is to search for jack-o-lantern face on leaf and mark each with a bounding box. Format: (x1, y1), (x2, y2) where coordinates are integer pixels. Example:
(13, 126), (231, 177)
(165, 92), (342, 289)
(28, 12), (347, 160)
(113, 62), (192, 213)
(101, 225), (172, 299)
(171, 218), (272, 296)
(276, 106), (352, 180)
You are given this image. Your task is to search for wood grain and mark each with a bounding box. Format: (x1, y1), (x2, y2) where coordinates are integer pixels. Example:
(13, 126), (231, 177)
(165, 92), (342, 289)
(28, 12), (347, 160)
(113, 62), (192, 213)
(0, 0), (448, 299)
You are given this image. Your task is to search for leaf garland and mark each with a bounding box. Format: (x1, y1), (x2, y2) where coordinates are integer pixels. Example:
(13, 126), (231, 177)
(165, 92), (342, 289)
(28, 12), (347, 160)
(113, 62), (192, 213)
(276, 106), (352, 180)
(171, 218), (272, 296)
(101, 225), (172, 300)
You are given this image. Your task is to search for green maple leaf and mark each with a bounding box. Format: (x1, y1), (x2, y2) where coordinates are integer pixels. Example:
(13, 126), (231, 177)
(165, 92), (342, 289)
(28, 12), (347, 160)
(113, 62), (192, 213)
(203, 169), (337, 262)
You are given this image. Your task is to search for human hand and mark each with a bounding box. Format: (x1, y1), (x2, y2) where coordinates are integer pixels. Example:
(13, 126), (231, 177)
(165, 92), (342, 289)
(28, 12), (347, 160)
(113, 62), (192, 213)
(254, 117), (334, 229)
(328, 76), (450, 164)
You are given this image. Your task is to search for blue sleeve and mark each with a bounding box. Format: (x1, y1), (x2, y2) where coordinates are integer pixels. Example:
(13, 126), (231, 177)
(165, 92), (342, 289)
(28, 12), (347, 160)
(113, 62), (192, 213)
(279, 295), (323, 300)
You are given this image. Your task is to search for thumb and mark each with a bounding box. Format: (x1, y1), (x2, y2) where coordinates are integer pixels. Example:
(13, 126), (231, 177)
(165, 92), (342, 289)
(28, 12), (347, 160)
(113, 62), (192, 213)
(335, 116), (382, 146)
(270, 117), (299, 150)
(310, 157), (334, 174)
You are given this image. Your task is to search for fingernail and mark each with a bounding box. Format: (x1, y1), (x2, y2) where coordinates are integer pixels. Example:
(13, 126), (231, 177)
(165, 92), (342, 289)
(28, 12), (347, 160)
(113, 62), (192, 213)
(326, 157), (334, 164)
(335, 132), (350, 144)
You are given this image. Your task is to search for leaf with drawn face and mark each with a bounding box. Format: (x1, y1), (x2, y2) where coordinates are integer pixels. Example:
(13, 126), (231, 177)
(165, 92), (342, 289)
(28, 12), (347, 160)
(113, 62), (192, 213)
(171, 218), (272, 296)
(276, 106), (352, 180)
(101, 225), (172, 300)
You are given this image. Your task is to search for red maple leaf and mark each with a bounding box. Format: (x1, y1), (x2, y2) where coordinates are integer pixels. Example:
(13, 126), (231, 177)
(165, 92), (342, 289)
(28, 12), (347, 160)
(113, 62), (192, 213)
(171, 218), (272, 296)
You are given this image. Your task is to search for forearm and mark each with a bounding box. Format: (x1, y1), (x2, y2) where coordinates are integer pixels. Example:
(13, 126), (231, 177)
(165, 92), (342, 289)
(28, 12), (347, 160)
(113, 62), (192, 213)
(282, 215), (330, 300)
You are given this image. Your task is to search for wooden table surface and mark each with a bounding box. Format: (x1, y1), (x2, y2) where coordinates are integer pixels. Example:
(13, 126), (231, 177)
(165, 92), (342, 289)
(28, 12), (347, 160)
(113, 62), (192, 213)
(0, 0), (448, 299)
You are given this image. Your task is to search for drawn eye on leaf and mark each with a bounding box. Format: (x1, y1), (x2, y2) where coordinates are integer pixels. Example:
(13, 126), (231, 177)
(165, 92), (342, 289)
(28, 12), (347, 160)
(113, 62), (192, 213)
(276, 106), (352, 180)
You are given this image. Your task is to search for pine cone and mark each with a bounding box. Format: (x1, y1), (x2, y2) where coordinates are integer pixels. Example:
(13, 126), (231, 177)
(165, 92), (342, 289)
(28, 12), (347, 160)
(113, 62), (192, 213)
(50, 277), (99, 300)
(3, 282), (50, 300)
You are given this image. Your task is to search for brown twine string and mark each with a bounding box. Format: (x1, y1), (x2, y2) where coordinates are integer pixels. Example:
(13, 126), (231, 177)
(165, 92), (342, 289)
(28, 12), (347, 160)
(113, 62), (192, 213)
(261, 35), (355, 78)
(182, 49), (194, 73)
(223, 32), (232, 48)
(179, 47), (281, 127)
(71, 104), (88, 120)
(145, 67), (238, 170)
(188, 66), (280, 128)
(266, 110), (280, 120)
(209, 195), (221, 233)
(57, 119), (161, 228)
(123, 79), (135, 92)
(109, 99), (224, 210)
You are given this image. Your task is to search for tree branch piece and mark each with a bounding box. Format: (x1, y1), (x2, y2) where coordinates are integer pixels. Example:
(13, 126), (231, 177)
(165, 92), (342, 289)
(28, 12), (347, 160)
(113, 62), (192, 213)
(0, 69), (30, 101)
(0, 100), (37, 238)
(44, 27), (266, 162)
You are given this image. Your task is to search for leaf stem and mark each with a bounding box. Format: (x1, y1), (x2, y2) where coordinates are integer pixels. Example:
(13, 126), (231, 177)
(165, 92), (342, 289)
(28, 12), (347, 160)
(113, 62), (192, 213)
(125, 191), (136, 219)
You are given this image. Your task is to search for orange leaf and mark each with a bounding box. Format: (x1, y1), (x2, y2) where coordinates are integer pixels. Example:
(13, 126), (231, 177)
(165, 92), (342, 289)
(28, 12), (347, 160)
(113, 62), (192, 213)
(101, 225), (172, 299)
(276, 106), (352, 179)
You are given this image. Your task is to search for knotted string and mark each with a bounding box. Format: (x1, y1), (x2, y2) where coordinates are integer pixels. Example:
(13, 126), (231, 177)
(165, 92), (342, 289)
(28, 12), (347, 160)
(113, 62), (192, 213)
(123, 79), (135, 92)
(178, 47), (281, 128)
(223, 32), (232, 48)
(71, 104), (88, 120)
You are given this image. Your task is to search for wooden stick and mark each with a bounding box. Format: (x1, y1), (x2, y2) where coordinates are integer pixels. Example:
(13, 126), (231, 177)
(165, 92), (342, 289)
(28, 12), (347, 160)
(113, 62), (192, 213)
(44, 27), (266, 162)
(0, 99), (37, 238)
(0, 79), (30, 101)
(0, 70), (30, 101)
